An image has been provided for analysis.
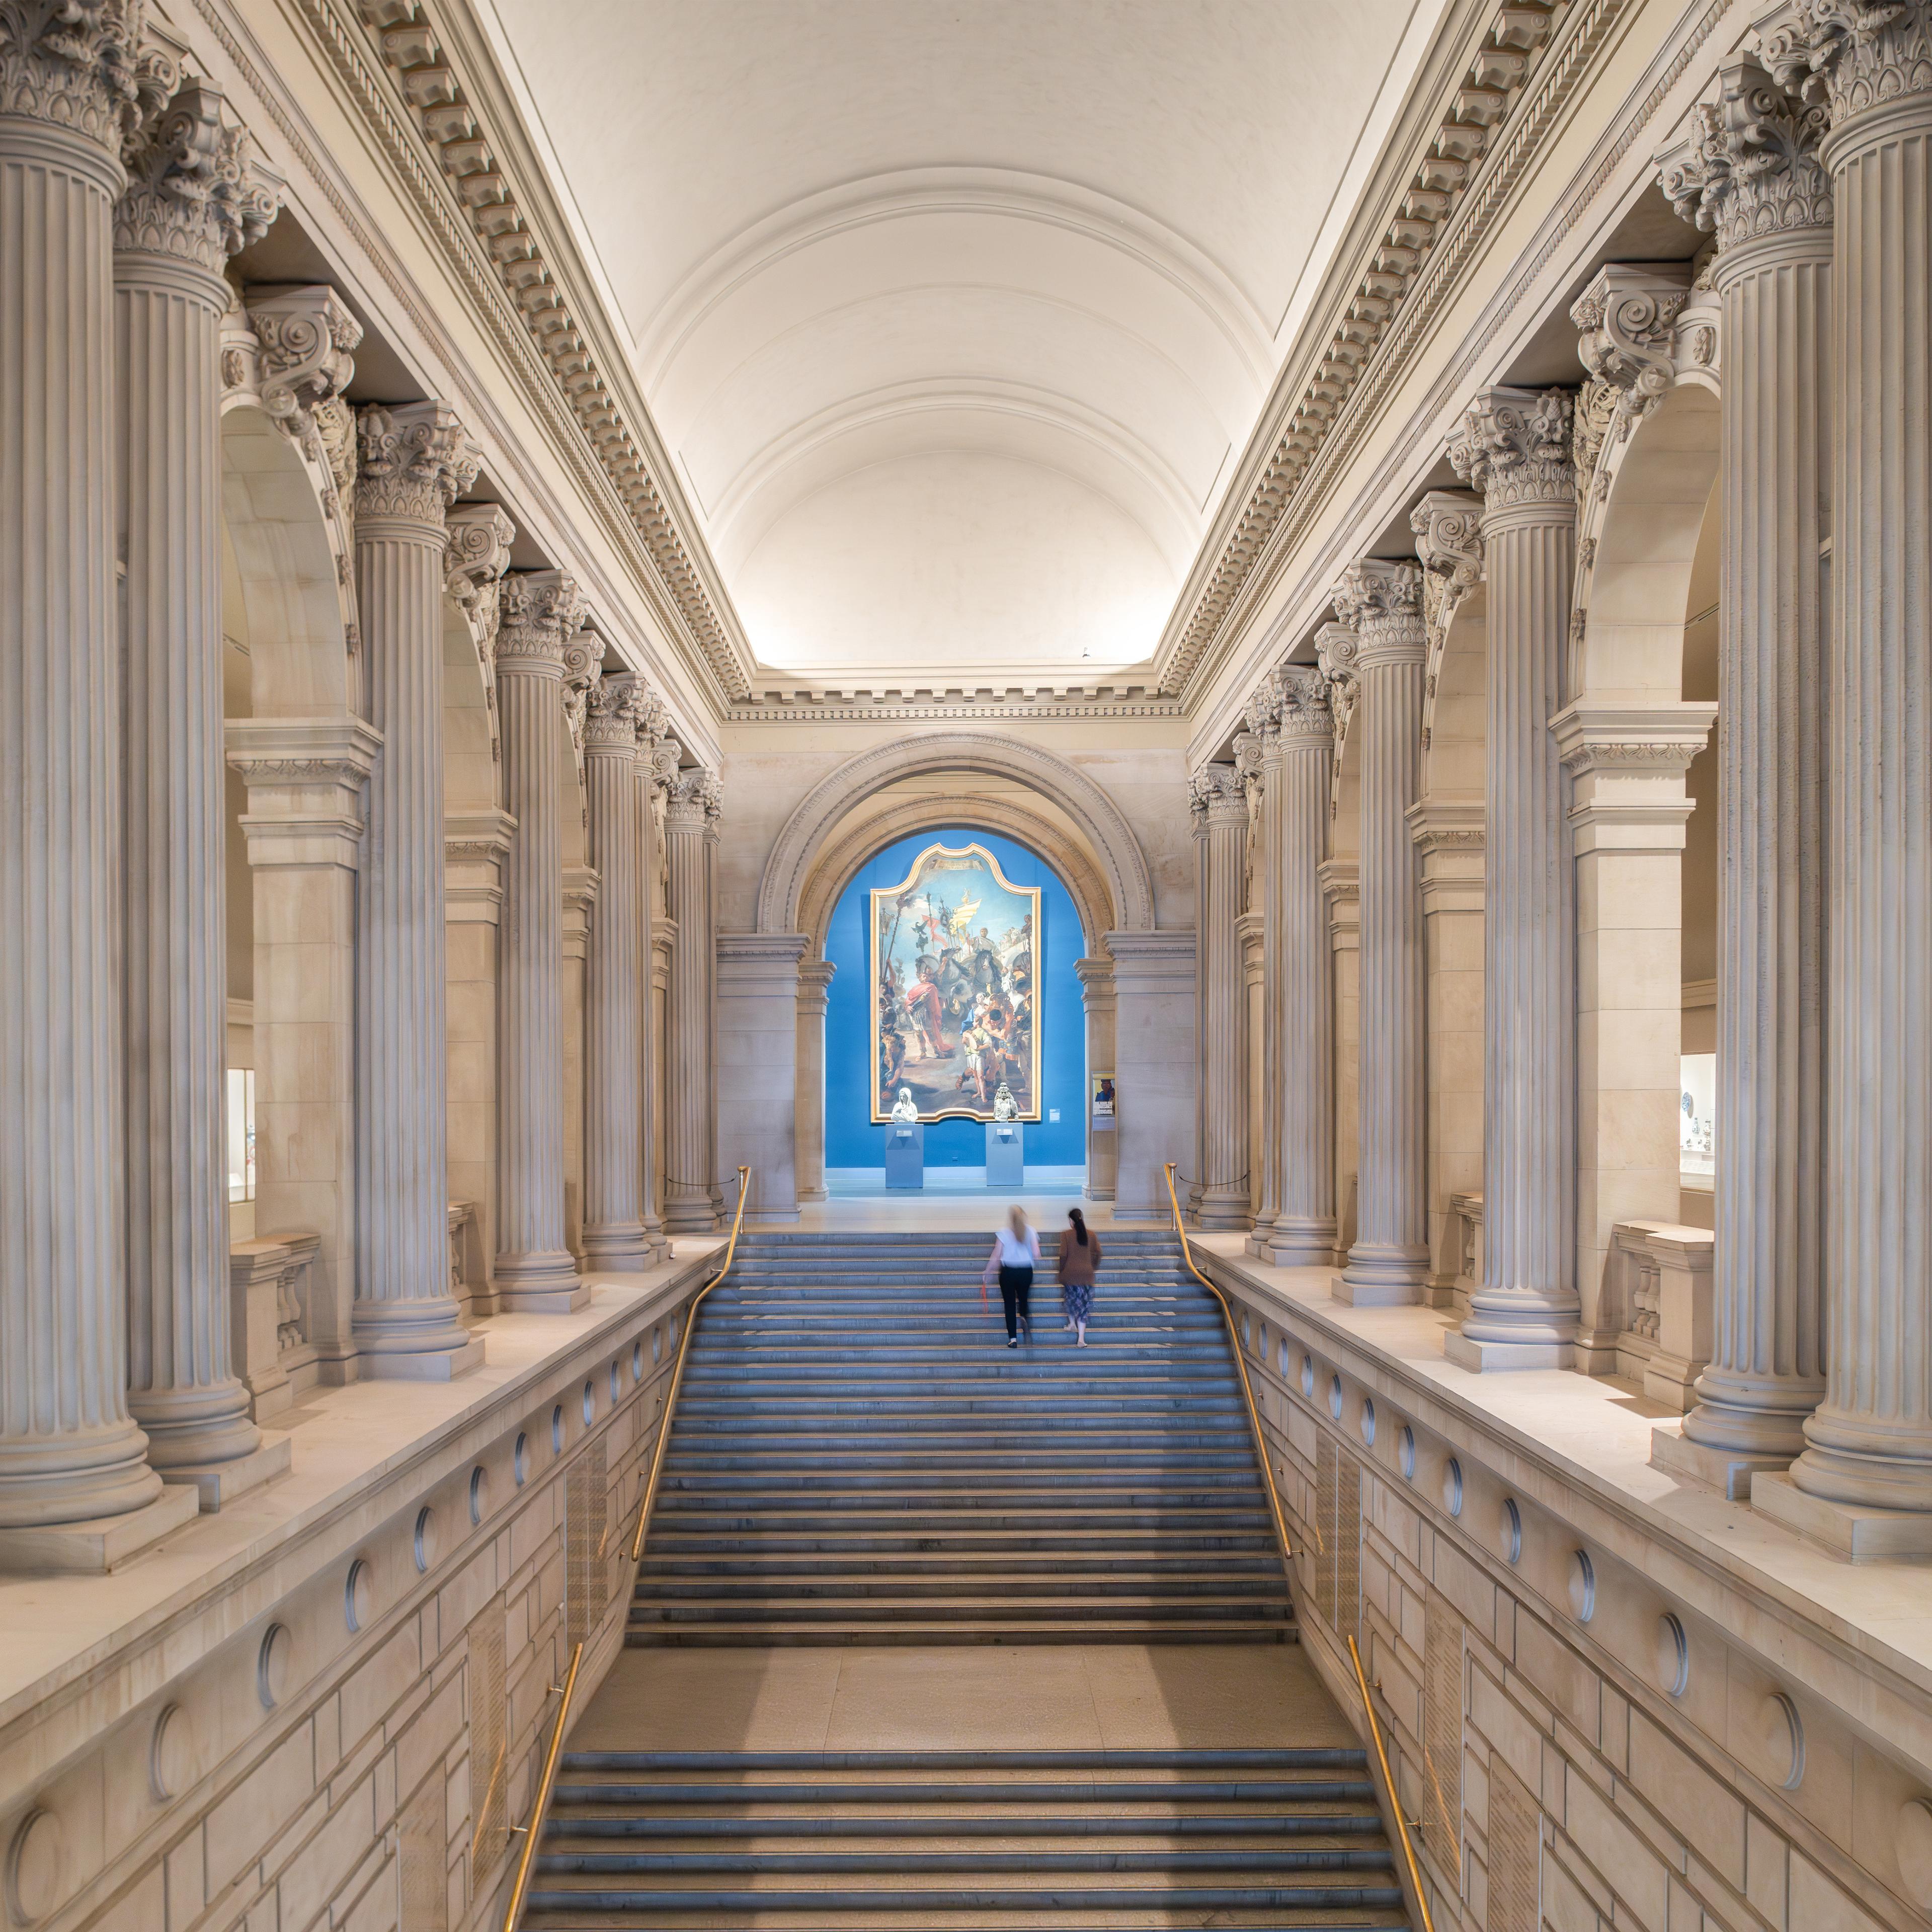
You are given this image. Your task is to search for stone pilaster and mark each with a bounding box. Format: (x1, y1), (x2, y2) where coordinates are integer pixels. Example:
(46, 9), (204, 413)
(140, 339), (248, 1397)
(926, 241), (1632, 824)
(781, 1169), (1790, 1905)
(581, 675), (650, 1270)
(1329, 565), (1429, 1302)
(1190, 764), (1249, 1230)
(1445, 389), (1580, 1367)
(492, 570), (590, 1309)
(0, 8), (192, 1559)
(1752, 0), (1932, 1545)
(1074, 958), (1117, 1201)
(114, 69), (289, 1503)
(794, 958), (837, 1202)
(350, 402), (484, 1375)
(1652, 54), (1835, 1496)
(1318, 857), (1361, 1264)
(1251, 669), (1337, 1265)
(664, 768), (722, 1234)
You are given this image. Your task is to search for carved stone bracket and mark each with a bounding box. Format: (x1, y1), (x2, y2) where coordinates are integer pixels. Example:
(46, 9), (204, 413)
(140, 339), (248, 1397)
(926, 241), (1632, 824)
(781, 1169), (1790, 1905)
(445, 501), (514, 763)
(1570, 263), (1693, 436)
(1315, 619), (1361, 822)
(1410, 489), (1483, 752)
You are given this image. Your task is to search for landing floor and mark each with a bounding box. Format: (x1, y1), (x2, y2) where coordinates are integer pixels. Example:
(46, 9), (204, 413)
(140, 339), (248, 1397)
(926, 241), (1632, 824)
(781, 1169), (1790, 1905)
(569, 1645), (1352, 1756)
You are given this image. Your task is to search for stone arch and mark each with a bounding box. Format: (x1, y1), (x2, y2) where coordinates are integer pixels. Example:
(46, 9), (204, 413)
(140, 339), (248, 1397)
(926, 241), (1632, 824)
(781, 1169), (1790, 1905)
(797, 794), (1114, 957)
(756, 731), (1156, 938)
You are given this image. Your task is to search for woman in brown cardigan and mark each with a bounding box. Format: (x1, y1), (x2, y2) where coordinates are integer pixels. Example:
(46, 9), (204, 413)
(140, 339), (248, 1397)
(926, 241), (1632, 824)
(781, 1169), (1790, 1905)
(1056, 1207), (1102, 1347)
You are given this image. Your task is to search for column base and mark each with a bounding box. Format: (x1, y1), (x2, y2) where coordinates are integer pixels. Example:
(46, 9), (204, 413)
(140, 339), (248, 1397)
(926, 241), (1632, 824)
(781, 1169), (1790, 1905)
(0, 1484), (200, 1575)
(1195, 1191), (1252, 1233)
(1750, 1470), (1932, 1562)
(176, 1432), (293, 1512)
(362, 1337), (487, 1381)
(1083, 1185), (1115, 1202)
(1252, 1220), (1338, 1268)
(1651, 1425), (1791, 1502)
(581, 1226), (653, 1272)
(1443, 1331), (1573, 1373)
(796, 1186), (828, 1202)
(493, 1250), (590, 1314)
(1334, 1243), (1429, 1305)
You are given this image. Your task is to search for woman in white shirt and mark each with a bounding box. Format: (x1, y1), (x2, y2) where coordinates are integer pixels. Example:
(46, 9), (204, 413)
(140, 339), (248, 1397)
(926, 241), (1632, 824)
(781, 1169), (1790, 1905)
(984, 1204), (1040, 1347)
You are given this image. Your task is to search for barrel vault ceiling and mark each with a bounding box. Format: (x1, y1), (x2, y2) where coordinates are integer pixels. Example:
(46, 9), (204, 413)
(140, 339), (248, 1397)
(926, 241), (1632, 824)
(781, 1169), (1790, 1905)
(478, 0), (1443, 686)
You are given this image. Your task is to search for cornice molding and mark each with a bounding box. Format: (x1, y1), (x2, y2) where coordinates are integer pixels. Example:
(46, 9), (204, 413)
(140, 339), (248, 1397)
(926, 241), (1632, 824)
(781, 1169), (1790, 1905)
(227, 0), (753, 707)
(727, 685), (1184, 726)
(1155, 0), (1582, 701)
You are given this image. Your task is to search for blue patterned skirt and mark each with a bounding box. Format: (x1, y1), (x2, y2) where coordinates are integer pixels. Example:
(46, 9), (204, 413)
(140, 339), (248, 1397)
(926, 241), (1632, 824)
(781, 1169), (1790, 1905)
(1061, 1279), (1093, 1321)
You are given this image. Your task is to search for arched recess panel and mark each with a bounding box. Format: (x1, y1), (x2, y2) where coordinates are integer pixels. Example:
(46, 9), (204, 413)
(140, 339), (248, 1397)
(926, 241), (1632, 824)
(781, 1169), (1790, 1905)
(823, 829), (1087, 1182)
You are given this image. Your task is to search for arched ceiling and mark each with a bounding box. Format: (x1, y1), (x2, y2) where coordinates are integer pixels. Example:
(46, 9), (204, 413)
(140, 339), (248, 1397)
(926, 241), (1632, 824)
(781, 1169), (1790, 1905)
(484, 0), (1441, 682)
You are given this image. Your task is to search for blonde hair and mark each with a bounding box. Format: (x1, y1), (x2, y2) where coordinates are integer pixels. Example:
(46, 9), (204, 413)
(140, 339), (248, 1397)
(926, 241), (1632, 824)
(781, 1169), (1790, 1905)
(1006, 1204), (1028, 1239)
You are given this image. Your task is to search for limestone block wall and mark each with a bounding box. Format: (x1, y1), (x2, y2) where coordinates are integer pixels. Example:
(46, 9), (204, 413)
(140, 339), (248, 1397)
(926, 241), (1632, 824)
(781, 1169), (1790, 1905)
(1202, 1255), (1932, 1932)
(0, 1271), (707, 1932)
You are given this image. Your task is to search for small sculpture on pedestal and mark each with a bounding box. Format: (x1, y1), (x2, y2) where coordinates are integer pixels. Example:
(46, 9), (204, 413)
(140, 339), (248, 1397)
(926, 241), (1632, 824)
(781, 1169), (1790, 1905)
(993, 1083), (1018, 1122)
(890, 1086), (920, 1123)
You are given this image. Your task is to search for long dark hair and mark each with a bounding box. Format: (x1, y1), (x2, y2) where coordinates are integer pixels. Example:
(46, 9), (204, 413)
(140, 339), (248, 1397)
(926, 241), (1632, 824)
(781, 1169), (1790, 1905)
(1068, 1206), (1089, 1247)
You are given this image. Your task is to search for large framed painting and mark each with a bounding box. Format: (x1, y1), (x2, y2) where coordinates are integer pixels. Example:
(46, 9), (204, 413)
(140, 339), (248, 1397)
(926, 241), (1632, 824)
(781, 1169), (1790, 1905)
(870, 842), (1041, 1123)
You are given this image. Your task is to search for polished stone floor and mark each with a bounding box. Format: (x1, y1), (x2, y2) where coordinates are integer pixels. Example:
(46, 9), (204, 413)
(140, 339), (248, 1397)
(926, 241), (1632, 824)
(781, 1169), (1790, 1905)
(569, 1644), (1351, 1754)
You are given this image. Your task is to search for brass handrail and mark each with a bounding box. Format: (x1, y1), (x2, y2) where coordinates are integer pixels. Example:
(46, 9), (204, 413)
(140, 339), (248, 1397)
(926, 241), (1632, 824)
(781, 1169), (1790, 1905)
(1348, 1633), (1437, 1932)
(1161, 1162), (1295, 1566)
(500, 1172), (753, 1930)
(499, 1639), (584, 1932)
(630, 1166), (751, 1563)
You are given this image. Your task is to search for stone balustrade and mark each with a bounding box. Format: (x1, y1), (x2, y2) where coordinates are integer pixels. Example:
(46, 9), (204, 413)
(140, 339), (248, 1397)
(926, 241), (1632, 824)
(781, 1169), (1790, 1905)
(1604, 1221), (1714, 1414)
(228, 1234), (322, 1426)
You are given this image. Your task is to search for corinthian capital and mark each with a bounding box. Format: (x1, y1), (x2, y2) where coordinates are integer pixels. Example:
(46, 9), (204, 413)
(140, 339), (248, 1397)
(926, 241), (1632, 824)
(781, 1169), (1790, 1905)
(1570, 265), (1691, 426)
(247, 285), (362, 440)
(1330, 559), (1426, 666)
(667, 766), (722, 823)
(1273, 664), (1335, 745)
(1187, 762), (1245, 827)
(1656, 55), (1832, 256)
(585, 671), (647, 752)
(1758, 1), (1932, 126)
(1448, 387), (1576, 509)
(116, 72), (281, 272)
(355, 401), (480, 526)
(497, 568), (586, 670)
(0, 0), (154, 150)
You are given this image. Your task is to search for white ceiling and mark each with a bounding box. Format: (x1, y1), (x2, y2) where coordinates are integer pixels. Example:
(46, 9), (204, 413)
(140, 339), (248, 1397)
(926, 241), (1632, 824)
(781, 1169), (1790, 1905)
(484, 0), (1440, 684)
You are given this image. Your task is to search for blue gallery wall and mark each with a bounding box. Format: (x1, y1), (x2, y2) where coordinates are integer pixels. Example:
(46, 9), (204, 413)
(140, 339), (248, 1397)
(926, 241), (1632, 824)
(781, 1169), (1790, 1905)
(823, 829), (1086, 1172)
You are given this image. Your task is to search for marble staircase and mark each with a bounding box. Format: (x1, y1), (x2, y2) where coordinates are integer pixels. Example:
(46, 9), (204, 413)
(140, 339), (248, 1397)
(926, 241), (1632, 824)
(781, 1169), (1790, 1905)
(629, 1231), (1296, 1645)
(524, 1744), (1409, 1927)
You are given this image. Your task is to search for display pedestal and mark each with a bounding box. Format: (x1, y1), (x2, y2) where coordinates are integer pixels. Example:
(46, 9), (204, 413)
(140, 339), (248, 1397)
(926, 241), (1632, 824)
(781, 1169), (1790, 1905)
(884, 1122), (924, 1189)
(986, 1122), (1024, 1189)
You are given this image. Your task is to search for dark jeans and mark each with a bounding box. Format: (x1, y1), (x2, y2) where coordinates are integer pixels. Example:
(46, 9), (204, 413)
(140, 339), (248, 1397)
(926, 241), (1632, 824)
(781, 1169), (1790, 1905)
(998, 1264), (1033, 1340)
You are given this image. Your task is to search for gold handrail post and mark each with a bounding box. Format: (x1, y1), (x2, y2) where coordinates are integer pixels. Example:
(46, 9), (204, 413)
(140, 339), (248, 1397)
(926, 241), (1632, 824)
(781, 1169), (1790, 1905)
(500, 1638), (584, 1932)
(1161, 1162), (1295, 1567)
(1349, 1632), (1437, 1932)
(632, 1166), (751, 1562)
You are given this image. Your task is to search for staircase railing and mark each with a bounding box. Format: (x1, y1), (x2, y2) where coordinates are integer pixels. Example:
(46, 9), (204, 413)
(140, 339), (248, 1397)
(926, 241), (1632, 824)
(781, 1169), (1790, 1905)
(500, 1168), (751, 1932)
(1161, 1162), (1295, 1568)
(1349, 1632), (1438, 1932)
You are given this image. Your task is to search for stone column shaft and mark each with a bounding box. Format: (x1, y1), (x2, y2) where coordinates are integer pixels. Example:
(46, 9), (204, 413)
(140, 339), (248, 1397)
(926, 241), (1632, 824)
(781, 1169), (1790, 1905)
(795, 959), (836, 1203)
(114, 73), (281, 1499)
(1657, 56), (1835, 1491)
(1761, 5), (1932, 1525)
(1245, 715), (1286, 1250)
(1329, 567), (1429, 1302)
(1190, 766), (1249, 1230)
(1446, 389), (1580, 1365)
(493, 571), (589, 1308)
(1074, 958), (1117, 1202)
(1265, 673), (1338, 1264)
(352, 403), (481, 1375)
(582, 677), (649, 1269)
(0, 34), (167, 1540)
(664, 769), (721, 1234)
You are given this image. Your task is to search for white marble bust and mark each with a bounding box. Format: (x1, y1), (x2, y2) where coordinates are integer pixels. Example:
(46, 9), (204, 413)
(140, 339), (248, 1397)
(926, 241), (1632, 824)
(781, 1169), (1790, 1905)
(993, 1083), (1018, 1122)
(890, 1087), (919, 1123)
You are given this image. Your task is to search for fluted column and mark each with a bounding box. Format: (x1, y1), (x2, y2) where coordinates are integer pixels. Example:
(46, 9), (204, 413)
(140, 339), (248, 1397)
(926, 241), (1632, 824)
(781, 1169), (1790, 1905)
(1443, 391), (1579, 1366)
(0, 9), (175, 1548)
(1258, 669), (1338, 1265)
(1074, 958), (1117, 1201)
(493, 571), (590, 1309)
(1191, 765), (1249, 1229)
(664, 768), (721, 1233)
(795, 959), (836, 1203)
(1653, 56), (1834, 1494)
(114, 72), (286, 1501)
(1755, 4), (1932, 1535)
(582, 674), (650, 1270)
(1331, 565), (1430, 1302)
(350, 403), (483, 1375)
(639, 725), (676, 1256)
(1243, 695), (1285, 1252)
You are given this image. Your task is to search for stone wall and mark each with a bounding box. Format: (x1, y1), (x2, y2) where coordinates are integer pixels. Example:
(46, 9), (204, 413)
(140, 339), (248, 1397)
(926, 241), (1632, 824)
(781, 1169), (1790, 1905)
(0, 1266), (708, 1932)
(1202, 1251), (1932, 1932)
